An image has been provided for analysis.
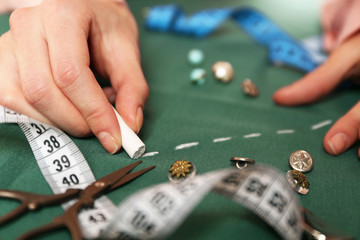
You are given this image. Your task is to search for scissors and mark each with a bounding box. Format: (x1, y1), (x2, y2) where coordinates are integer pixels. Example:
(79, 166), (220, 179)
(0, 160), (155, 240)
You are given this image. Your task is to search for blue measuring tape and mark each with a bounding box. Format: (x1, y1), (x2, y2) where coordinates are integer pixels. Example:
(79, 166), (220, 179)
(144, 5), (323, 72)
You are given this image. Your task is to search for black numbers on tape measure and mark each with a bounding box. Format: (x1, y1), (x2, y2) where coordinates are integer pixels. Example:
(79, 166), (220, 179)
(222, 172), (241, 186)
(114, 232), (139, 240)
(53, 155), (71, 172)
(150, 191), (174, 215)
(5, 110), (21, 115)
(130, 210), (155, 234)
(88, 213), (107, 224)
(62, 174), (79, 186)
(246, 178), (268, 197)
(287, 211), (298, 229)
(30, 123), (47, 135)
(43, 135), (61, 153)
(175, 181), (197, 195)
(268, 192), (287, 213)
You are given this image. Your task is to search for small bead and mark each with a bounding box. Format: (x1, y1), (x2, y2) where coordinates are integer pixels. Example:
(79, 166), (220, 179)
(190, 68), (206, 85)
(211, 61), (234, 83)
(241, 78), (259, 97)
(187, 49), (204, 66)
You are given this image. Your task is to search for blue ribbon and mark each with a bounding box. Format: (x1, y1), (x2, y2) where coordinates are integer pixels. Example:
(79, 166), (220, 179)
(144, 5), (322, 72)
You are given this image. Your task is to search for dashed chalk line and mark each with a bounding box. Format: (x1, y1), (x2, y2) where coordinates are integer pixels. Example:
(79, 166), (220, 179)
(175, 142), (199, 150)
(276, 129), (295, 134)
(243, 133), (261, 138)
(140, 119), (332, 158)
(213, 136), (232, 143)
(142, 151), (159, 157)
(311, 120), (332, 130)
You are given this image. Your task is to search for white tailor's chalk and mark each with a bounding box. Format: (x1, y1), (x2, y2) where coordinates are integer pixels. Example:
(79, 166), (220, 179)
(113, 108), (146, 159)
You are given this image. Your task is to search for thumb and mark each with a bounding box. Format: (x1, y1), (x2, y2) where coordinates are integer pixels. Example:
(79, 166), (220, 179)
(273, 33), (360, 106)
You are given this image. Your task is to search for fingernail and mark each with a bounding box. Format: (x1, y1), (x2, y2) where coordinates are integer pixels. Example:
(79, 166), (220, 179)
(136, 107), (143, 133)
(328, 133), (348, 155)
(98, 131), (120, 154)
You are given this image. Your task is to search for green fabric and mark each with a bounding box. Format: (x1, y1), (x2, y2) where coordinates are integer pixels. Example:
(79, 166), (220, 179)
(1, 0), (359, 239)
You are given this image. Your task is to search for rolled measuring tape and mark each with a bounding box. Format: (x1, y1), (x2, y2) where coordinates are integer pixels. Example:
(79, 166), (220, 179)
(0, 105), (304, 239)
(144, 5), (326, 72)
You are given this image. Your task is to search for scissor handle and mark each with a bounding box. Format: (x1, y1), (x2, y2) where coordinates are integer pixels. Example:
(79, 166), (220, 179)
(0, 203), (28, 226)
(17, 200), (84, 240)
(17, 214), (83, 240)
(0, 189), (39, 226)
(0, 188), (81, 226)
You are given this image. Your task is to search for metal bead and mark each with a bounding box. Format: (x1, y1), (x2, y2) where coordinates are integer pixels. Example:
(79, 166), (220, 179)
(212, 61), (234, 83)
(241, 78), (259, 97)
(187, 49), (204, 66)
(190, 68), (206, 85)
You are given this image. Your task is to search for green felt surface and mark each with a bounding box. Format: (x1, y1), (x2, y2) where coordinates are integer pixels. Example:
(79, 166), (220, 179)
(1, 0), (359, 239)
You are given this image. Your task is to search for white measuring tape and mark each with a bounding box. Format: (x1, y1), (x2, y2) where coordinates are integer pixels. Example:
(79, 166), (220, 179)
(101, 166), (303, 240)
(0, 106), (119, 239)
(0, 105), (303, 239)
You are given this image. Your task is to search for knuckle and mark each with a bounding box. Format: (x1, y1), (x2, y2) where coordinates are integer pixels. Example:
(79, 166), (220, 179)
(43, 0), (88, 19)
(22, 76), (51, 108)
(53, 61), (82, 89)
(0, 91), (17, 111)
(44, 0), (70, 11)
(9, 8), (28, 30)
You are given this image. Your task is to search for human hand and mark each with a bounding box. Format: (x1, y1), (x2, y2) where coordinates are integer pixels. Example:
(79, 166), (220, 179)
(273, 32), (360, 157)
(0, 0), (149, 154)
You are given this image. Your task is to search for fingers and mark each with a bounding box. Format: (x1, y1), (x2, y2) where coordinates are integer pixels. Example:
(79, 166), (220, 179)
(323, 101), (360, 157)
(9, 7), (90, 136)
(90, 2), (149, 133)
(0, 32), (51, 125)
(109, 43), (149, 133)
(273, 33), (360, 106)
(43, 2), (122, 154)
(114, 73), (149, 133)
(3, 0), (147, 154)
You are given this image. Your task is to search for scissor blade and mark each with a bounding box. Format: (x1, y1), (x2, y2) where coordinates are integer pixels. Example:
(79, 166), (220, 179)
(97, 160), (143, 187)
(109, 165), (155, 191)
